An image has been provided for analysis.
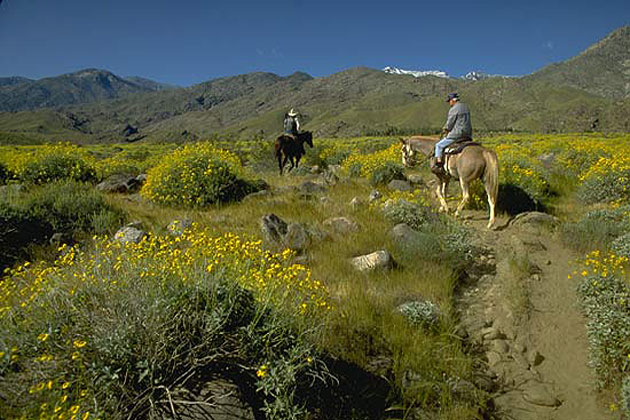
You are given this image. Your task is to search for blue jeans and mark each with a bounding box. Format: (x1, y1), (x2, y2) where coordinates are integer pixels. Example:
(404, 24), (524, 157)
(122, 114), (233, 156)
(435, 137), (455, 159)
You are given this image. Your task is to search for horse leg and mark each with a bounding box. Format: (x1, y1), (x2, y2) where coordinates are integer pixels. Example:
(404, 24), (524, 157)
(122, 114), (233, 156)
(287, 155), (295, 173)
(436, 177), (449, 212)
(455, 178), (470, 218)
(277, 153), (284, 175)
(281, 155), (289, 175)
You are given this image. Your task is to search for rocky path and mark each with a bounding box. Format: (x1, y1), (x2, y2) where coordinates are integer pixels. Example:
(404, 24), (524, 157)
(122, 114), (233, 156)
(457, 212), (613, 420)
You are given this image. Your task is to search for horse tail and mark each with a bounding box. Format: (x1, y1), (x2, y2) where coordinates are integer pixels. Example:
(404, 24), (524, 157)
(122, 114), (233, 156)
(482, 148), (499, 206)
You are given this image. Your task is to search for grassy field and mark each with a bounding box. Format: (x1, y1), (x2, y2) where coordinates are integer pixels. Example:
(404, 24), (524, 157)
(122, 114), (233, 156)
(1, 133), (629, 419)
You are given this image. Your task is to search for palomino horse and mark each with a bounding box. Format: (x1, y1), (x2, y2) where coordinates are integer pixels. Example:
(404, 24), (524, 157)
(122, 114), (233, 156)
(400, 136), (499, 229)
(274, 131), (313, 175)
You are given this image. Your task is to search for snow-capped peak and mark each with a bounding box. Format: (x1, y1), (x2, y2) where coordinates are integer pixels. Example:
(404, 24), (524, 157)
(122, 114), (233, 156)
(383, 66), (449, 79)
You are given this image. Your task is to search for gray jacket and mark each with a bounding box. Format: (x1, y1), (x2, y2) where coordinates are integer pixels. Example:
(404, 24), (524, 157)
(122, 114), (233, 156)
(444, 102), (472, 140)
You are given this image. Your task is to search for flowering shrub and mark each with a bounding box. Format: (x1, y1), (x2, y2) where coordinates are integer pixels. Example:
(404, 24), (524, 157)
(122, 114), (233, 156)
(576, 250), (630, 404)
(342, 144), (403, 184)
(2, 143), (96, 184)
(141, 142), (257, 207)
(0, 227), (331, 418)
(578, 155), (630, 204)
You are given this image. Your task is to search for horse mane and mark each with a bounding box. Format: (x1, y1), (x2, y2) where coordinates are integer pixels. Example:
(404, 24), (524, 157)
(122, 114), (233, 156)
(404, 135), (439, 156)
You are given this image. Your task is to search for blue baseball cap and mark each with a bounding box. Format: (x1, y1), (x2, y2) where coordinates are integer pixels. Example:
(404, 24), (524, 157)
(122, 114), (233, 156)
(446, 92), (459, 102)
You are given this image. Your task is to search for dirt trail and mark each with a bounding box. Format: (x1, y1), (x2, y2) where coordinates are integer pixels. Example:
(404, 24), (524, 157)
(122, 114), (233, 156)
(457, 212), (613, 420)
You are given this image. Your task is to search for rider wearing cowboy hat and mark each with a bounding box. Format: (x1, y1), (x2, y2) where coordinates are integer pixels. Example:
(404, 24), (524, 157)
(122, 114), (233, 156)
(434, 93), (472, 167)
(283, 108), (301, 139)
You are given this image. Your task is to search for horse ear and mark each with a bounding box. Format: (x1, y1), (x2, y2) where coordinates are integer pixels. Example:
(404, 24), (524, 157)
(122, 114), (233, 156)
(399, 138), (406, 144)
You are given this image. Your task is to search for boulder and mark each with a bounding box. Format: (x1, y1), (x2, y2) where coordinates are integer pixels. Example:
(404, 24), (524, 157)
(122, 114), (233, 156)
(390, 223), (419, 245)
(297, 181), (327, 198)
(351, 250), (393, 271)
(260, 214), (288, 244)
(96, 174), (141, 194)
(284, 223), (311, 252)
(323, 217), (359, 234)
(510, 212), (559, 230)
(387, 179), (412, 192)
(167, 218), (193, 236)
(522, 385), (562, 407)
(405, 174), (425, 185)
(114, 225), (146, 244)
(135, 173), (147, 185)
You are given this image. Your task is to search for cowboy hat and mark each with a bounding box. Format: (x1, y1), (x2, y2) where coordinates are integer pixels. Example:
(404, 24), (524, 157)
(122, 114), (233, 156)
(287, 108), (298, 117)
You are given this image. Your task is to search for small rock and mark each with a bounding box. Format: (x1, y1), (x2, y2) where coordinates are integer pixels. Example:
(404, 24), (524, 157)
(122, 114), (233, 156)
(527, 350), (545, 367)
(135, 173), (147, 184)
(368, 189), (382, 203)
(320, 196), (331, 205)
(522, 385), (562, 407)
(167, 218), (193, 236)
(387, 179), (412, 192)
(531, 273), (541, 281)
(323, 217), (359, 234)
(351, 250), (393, 272)
(114, 226), (146, 244)
(546, 259), (552, 265)
(310, 165), (321, 174)
(486, 351), (502, 368)
(513, 342), (527, 354)
(481, 327), (505, 341)
(492, 340), (510, 354)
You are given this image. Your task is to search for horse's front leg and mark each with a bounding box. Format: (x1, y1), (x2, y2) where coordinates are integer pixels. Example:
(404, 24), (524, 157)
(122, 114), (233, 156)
(455, 178), (470, 218)
(281, 155), (289, 175)
(436, 176), (450, 213)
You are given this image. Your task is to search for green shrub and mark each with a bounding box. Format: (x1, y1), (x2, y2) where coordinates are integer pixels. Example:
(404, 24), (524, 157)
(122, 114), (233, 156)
(0, 162), (8, 184)
(561, 207), (630, 252)
(578, 168), (630, 205)
(0, 200), (52, 271)
(397, 300), (441, 331)
(622, 376), (630, 417)
(382, 199), (432, 230)
(612, 233), (630, 258)
(22, 180), (124, 235)
(141, 143), (259, 207)
(577, 273), (630, 388)
(369, 161), (405, 185)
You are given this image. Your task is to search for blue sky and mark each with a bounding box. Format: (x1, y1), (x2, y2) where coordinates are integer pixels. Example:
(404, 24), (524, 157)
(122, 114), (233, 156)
(0, 0), (628, 86)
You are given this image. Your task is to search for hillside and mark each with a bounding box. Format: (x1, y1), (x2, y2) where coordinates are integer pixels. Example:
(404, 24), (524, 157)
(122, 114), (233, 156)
(0, 26), (628, 143)
(0, 69), (170, 112)
(528, 26), (630, 99)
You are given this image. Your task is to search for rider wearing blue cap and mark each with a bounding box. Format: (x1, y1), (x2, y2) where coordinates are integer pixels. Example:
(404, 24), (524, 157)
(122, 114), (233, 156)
(434, 93), (472, 168)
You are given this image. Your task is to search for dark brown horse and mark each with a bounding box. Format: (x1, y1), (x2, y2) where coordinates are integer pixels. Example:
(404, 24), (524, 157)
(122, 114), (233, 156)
(400, 136), (499, 229)
(274, 131), (313, 175)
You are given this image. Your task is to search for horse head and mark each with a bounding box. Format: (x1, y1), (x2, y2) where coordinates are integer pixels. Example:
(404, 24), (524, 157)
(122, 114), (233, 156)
(400, 138), (417, 167)
(302, 131), (314, 148)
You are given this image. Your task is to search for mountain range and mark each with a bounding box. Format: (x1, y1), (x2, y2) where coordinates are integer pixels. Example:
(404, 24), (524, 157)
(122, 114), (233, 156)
(0, 26), (628, 144)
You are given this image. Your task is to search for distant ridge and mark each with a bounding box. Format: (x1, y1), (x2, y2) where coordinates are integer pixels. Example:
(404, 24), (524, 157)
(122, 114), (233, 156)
(0, 26), (629, 143)
(0, 69), (174, 112)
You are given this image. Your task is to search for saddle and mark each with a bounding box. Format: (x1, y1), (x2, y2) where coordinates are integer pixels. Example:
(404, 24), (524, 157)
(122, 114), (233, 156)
(444, 138), (481, 155)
